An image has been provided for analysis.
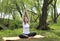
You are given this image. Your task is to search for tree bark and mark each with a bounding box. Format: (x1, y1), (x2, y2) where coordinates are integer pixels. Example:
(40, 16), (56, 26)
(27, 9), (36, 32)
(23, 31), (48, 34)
(37, 0), (53, 30)
(51, 0), (58, 23)
(53, 0), (57, 23)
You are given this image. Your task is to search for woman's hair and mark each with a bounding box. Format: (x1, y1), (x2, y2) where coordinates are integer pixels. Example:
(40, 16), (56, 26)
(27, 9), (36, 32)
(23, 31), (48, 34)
(23, 16), (29, 24)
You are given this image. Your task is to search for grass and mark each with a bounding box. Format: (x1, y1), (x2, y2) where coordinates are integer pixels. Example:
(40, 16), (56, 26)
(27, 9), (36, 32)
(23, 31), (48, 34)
(0, 24), (60, 41)
(0, 17), (60, 41)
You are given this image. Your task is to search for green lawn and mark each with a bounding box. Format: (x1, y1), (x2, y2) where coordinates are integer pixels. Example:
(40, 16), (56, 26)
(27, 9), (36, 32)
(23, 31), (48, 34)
(0, 23), (60, 41)
(0, 17), (60, 41)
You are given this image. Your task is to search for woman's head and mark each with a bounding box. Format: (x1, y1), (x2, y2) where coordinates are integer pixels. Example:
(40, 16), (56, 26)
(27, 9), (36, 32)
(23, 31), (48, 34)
(23, 16), (28, 24)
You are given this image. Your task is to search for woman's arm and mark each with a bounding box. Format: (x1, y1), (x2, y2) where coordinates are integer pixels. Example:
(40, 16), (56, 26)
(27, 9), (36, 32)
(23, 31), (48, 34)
(22, 9), (30, 24)
(25, 11), (30, 24)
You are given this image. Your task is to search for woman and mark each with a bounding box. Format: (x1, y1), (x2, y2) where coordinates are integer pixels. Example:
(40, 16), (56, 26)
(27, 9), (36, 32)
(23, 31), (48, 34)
(19, 12), (36, 38)
(23, 16), (30, 34)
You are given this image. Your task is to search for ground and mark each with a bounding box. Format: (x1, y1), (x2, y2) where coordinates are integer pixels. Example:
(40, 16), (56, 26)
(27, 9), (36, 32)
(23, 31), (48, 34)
(0, 23), (60, 41)
(0, 17), (60, 41)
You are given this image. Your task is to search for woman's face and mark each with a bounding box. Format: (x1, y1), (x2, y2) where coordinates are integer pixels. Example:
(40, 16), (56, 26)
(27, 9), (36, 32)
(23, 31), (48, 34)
(23, 17), (28, 23)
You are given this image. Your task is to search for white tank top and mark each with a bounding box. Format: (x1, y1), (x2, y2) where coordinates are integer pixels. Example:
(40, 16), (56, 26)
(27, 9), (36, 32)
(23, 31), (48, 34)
(23, 22), (30, 34)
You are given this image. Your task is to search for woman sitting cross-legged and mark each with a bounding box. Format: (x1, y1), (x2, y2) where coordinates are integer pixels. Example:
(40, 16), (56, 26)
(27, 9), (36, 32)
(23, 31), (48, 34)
(19, 15), (36, 38)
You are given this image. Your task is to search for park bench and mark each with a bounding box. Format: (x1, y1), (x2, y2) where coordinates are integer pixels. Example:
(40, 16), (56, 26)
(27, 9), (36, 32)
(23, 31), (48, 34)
(2, 35), (45, 41)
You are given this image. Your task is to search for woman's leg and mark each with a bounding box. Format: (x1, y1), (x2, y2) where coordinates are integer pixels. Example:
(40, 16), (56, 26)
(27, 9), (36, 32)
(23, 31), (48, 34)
(19, 34), (28, 38)
(28, 32), (36, 37)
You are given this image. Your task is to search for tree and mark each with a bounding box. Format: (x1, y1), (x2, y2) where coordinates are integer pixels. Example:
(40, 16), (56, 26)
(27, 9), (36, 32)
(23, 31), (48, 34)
(51, 0), (57, 23)
(37, 0), (53, 30)
(51, 0), (60, 23)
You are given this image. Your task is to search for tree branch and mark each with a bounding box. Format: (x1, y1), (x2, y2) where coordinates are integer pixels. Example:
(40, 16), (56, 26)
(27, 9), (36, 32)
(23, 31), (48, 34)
(34, 15), (39, 22)
(55, 13), (60, 20)
(27, 9), (37, 15)
(51, 3), (54, 7)
(48, 0), (53, 5)
(57, 13), (60, 18)
(15, 3), (22, 17)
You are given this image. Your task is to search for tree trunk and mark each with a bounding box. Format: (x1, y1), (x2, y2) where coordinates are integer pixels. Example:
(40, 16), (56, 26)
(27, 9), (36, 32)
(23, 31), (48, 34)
(53, 0), (57, 23)
(37, 0), (53, 30)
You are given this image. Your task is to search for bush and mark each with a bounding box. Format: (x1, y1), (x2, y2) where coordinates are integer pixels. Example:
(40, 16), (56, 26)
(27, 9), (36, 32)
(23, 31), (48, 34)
(0, 18), (22, 30)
